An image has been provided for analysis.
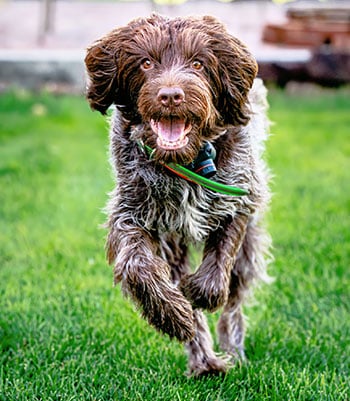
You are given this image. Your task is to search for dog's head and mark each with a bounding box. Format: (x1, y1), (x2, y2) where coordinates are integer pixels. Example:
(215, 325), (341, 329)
(85, 14), (257, 164)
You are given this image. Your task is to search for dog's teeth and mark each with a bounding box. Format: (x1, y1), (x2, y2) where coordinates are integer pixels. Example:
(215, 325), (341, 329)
(157, 136), (189, 150)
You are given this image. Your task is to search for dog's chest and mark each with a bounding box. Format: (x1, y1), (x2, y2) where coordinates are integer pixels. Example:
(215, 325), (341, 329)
(137, 175), (236, 242)
(161, 186), (209, 242)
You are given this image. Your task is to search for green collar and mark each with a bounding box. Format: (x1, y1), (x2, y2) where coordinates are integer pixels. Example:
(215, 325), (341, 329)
(137, 141), (249, 197)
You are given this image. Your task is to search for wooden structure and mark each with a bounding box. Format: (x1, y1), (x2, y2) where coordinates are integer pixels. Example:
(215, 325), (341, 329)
(259, 4), (350, 87)
(263, 5), (350, 51)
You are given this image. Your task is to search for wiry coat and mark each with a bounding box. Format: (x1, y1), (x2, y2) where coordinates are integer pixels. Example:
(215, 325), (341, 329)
(85, 14), (271, 376)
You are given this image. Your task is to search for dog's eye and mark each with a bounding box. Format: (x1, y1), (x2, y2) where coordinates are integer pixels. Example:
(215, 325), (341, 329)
(141, 59), (154, 71)
(191, 60), (203, 71)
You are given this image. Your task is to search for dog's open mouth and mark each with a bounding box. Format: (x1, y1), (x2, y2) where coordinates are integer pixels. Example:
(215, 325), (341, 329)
(150, 117), (192, 150)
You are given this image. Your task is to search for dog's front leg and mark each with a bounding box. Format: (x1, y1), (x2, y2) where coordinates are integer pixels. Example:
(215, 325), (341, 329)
(108, 224), (195, 342)
(181, 212), (248, 312)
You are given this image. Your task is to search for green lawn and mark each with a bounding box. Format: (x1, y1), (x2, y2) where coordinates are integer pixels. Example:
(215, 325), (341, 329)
(0, 88), (349, 400)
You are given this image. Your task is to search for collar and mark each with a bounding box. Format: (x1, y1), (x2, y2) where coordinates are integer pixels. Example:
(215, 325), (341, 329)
(137, 140), (249, 197)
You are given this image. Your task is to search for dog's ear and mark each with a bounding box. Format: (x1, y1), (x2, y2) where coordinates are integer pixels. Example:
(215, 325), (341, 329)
(85, 34), (120, 114)
(85, 17), (155, 116)
(200, 16), (258, 126)
(218, 37), (258, 126)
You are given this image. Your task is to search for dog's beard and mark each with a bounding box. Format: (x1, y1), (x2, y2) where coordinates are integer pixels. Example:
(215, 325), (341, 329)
(153, 131), (202, 165)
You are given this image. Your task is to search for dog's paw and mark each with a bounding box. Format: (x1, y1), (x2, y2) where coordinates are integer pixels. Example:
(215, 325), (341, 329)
(187, 355), (229, 377)
(180, 271), (228, 312)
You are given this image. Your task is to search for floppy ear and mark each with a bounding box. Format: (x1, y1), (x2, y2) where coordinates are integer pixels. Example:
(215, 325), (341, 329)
(218, 36), (258, 126)
(85, 35), (119, 114)
(201, 16), (258, 126)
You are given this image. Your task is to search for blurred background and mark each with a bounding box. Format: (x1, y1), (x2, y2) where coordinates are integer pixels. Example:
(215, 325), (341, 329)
(0, 0), (349, 91)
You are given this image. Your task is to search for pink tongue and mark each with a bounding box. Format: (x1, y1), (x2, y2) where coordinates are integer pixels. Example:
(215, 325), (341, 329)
(158, 118), (185, 142)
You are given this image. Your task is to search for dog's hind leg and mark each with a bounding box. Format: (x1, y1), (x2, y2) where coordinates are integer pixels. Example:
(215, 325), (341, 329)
(186, 309), (228, 377)
(217, 218), (271, 361)
(217, 300), (246, 361)
(159, 234), (227, 376)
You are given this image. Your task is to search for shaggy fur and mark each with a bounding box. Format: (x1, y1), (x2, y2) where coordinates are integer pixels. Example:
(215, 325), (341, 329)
(85, 14), (271, 376)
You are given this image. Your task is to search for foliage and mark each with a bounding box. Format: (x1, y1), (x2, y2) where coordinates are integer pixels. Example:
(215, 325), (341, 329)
(0, 88), (349, 400)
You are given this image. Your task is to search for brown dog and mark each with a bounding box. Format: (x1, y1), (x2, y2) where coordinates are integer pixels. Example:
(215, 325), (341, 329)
(85, 14), (271, 376)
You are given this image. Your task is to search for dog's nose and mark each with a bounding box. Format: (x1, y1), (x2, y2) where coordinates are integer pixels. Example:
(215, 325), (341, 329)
(157, 87), (185, 107)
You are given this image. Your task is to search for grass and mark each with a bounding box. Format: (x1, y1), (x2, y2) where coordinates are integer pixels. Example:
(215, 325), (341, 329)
(0, 87), (349, 400)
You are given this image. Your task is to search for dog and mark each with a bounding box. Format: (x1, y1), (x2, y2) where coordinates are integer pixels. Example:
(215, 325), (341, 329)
(85, 14), (271, 376)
